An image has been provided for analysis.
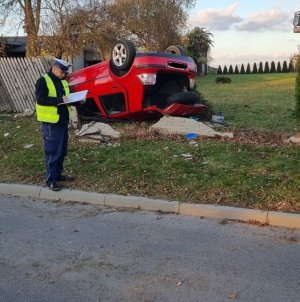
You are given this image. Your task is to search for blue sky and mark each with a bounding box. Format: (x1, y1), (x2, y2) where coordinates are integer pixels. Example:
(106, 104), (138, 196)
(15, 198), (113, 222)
(188, 0), (300, 67)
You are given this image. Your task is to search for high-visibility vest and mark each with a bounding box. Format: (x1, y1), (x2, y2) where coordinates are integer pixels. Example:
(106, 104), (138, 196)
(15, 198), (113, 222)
(36, 74), (71, 123)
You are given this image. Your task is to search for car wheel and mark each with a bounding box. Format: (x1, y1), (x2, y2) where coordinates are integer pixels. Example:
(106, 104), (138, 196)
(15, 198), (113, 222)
(166, 91), (199, 106)
(165, 45), (188, 56)
(110, 39), (136, 75)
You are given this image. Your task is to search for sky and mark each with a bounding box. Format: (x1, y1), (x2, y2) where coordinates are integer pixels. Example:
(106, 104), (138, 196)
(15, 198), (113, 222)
(188, 0), (300, 68)
(1, 0), (299, 69)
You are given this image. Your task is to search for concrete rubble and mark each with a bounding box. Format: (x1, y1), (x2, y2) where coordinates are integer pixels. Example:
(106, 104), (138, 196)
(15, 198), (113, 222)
(13, 109), (34, 118)
(286, 132), (300, 144)
(75, 121), (120, 143)
(150, 116), (233, 138)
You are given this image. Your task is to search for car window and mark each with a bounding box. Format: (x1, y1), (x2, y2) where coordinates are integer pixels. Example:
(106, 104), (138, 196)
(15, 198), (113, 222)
(99, 93), (126, 115)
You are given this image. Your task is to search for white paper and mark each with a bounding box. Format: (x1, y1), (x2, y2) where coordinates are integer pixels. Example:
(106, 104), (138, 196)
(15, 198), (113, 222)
(59, 90), (88, 104)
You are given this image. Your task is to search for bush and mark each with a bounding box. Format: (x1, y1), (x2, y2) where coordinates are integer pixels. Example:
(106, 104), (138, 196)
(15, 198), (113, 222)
(215, 76), (232, 84)
(193, 83), (214, 120)
(295, 56), (300, 117)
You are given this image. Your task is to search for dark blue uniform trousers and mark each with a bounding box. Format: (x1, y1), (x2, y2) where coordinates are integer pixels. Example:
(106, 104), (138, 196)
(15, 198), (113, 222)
(42, 122), (68, 183)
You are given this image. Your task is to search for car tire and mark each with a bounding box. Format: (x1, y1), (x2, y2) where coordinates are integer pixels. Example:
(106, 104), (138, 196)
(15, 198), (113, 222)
(165, 91), (199, 106)
(110, 39), (136, 75)
(165, 45), (188, 56)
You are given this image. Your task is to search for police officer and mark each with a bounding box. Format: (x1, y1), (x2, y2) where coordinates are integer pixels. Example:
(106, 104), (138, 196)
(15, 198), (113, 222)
(35, 58), (75, 191)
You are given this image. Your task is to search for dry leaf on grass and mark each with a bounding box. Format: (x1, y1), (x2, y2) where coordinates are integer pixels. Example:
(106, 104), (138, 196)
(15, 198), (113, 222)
(229, 292), (238, 299)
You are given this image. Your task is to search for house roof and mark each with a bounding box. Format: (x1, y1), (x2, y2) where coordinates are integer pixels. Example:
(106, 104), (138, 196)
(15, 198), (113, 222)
(1, 36), (27, 55)
(3, 36), (27, 45)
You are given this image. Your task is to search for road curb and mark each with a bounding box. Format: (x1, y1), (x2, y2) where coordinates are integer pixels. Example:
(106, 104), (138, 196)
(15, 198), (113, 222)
(179, 203), (268, 224)
(104, 194), (179, 213)
(1, 183), (300, 229)
(40, 187), (105, 205)
(0, 183), (41, 198)
(267, 211), (300, 229)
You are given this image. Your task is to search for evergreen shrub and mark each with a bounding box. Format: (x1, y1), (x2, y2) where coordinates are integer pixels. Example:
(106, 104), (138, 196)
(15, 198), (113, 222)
(215, 76), (232, 84)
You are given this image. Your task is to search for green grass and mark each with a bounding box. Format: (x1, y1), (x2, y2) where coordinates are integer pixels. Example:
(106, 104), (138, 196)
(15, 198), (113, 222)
(1, 73), (300, 212)
(197, 73), (299, 132)
(1, 114), (300, 212)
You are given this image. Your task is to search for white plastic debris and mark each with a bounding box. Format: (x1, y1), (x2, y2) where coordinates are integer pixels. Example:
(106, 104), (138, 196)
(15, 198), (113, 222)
(181, 153), (193, 158)
(24, 144), (34, 149)
(4, 133), (9, 137)
(181, 153), (193, 160)
(14, 109), (34, 118)
(211, 112), (224, 124)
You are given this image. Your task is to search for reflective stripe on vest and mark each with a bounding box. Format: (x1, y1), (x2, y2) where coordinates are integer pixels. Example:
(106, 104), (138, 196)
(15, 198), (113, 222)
(36, 74), (71, 123)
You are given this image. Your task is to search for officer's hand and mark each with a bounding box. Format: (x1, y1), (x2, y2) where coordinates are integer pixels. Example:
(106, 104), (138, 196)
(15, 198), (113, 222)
(62, 96), (68, 103)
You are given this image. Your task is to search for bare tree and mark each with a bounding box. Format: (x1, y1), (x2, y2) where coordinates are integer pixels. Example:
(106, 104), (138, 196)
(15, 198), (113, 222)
(39, 0), (78, 58)
(0, 0), (41, 57)
(40, 0), (115, 59)
(107, 0), (196, 51)
(0, 37), (7, 57)
(1, 0), (196, 59)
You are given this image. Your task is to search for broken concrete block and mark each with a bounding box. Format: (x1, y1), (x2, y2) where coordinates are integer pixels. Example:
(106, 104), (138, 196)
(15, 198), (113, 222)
(76, 121), (120, 138)
(286, 134), (300, 144)
(150, 116), (233, 138)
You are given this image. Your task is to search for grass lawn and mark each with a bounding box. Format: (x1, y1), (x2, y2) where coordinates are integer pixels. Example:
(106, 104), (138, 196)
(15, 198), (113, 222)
(1, 73), (300, 213)
(197, 73), (298, 132)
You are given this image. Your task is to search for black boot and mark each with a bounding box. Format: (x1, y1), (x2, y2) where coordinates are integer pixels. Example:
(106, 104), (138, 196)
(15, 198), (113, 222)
(46, 181), (62, 191)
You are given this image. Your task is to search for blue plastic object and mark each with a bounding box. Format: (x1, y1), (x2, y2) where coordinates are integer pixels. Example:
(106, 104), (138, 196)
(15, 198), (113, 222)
(185, 132), (199, 140)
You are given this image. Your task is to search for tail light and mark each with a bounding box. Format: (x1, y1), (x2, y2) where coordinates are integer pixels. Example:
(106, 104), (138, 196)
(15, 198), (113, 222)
(190, 78), (195, 88)
(137, 73), (157, 85)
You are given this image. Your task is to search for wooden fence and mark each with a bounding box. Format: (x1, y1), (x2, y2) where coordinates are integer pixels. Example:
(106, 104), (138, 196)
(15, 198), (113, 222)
(0, 57), (51, 113)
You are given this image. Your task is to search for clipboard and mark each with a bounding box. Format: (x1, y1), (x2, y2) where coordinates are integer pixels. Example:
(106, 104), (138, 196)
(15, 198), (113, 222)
(58, 90), (88, 105)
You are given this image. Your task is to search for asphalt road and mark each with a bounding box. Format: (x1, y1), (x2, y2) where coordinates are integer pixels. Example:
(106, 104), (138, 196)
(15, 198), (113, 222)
(0, 195), (299, 302)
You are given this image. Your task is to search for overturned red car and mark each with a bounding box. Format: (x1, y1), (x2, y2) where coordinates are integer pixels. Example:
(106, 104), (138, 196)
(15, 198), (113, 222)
(67, 40), (206, 122)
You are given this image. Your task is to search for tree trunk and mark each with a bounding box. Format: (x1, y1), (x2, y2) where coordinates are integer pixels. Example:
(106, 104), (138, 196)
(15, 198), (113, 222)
(26, 32), (39, 57)
(24, 0), (41, 57)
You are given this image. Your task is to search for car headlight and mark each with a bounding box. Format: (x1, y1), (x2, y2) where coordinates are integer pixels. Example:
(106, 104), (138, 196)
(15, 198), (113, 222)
(189, 78), (195, 89)
(137, 73), (157, 85)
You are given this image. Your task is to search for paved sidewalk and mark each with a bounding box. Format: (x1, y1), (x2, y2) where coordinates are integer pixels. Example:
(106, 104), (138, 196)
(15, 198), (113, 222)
(0, 183), (300, 229)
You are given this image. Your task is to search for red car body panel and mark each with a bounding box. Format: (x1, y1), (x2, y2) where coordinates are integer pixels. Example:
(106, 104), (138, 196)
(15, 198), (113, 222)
(67, 52), (206, 120)
(143, 103), (207, 116)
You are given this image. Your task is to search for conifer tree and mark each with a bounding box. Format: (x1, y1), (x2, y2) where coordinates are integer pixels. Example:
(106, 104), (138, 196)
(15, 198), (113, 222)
(258, 62), (263, 73)
(246, 63), (251, 74)
(252, 62), (258, 74)
(289, 60), (294, 73)
(282, 60), (288, 72)
(223, 65), (228, 74)
(264, 61), (270, 73)
(240, 64), (245, 74)
(276, 61), (282, 73)
(234, 65), (239, 74)
(270, 61), (276, 73)
(217, 65), (222, 74)
(228, 64), (233, 74)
